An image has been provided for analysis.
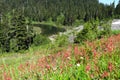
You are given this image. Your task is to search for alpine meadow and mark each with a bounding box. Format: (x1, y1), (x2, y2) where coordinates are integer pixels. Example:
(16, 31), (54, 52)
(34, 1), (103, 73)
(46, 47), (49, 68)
(0, 0), (120, 80)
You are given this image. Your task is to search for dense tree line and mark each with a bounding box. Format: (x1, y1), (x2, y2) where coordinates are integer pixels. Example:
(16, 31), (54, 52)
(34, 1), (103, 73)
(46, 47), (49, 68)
(1, 0), (120, 25)
(115, 0), (120, 17)
(0, 0), (120, 52)
(0, 11), (34, 52)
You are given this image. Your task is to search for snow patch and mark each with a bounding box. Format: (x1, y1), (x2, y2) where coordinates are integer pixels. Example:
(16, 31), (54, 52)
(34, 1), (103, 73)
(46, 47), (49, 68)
(112, 20), (120, 25)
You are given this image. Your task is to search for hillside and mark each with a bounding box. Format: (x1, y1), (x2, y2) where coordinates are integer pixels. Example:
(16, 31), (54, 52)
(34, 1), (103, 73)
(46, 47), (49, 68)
(1, 0), (118, 25)
(0, 34), (120, 79)
(0, 0), (120, 80)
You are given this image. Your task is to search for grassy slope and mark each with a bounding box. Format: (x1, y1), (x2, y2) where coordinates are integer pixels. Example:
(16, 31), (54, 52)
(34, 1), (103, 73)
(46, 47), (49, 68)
(0, 34), (120, 80)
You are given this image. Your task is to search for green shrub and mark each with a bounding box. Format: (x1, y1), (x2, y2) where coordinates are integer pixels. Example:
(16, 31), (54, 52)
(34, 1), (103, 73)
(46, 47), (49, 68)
(10, 39), (18, 52)
(99, 21), (112, 37)
(75, 21), (98, 43)
(72, 19), (84, 27)
(75, 19), (112, 43)
(33, 34), (50, 46)
(55, 35), (68, 47)
(56, 13), (65, 25)
(112, 30), (120, 35)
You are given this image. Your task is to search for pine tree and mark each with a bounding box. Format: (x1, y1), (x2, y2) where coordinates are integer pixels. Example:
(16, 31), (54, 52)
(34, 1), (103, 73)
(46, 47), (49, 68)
(9, 10), (33, 51)
(115, 0), (120, 16)
(0, 15), (10, 52)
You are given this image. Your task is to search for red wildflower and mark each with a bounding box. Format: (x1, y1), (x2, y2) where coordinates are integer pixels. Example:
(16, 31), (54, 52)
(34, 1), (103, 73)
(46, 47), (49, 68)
(74, 46), (79, 55)
(108, 62), (113, 72)
(106, 40), (114, 52)
(29, 63), (36, 71)
(63, 51), (71, 59)
(85, 56), (89, 61)
(3, 72), (12, 80)
(60, 65), (63, 69)
(56, 52), (61, 57)
(86, 64), (91, 72)
(3, 72), (7, 79)
(92, 49), (97, 58)
(18, 64), (24, 71)
(46, 64), (51, 70)
(101, 71), (109, 78)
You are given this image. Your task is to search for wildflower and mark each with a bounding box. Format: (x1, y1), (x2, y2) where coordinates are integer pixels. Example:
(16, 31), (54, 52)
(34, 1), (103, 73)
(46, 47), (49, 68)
(56, 52), (61, 57)
(76, 63), (80, 67)
(63, 51), (71, 59)
(18, 64), (24, 71)
(69, 64), (72, 67)
(101, 71), (109, 78)
(29, 63), (36, 71)
(25, 62), (29, 67)
(3, 72), (12, 80)
(105, 40), (114, 52)
(85, 56), (89, 61)
(94, 65), (99, 72)
(67, 57), (71, 60)
(92, 49), (97, 58)
(80, 57), (84, 60)
(90, 74), (94, 78)
(46, 64), (51, 70)
(3, 72), (7, 79)
(52, 67), (57, 71)
(74, 46), (79, 55)
(108, 62), (113, 72)
(60, 65), (63, 69)
(86, 64), (91, 72)
(6, 77), (12, 80)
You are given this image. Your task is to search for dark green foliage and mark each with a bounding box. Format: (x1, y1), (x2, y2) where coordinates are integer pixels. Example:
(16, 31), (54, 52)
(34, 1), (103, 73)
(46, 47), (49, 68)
(55, 35), (68, 47)
(0, 11), (34, 52)
(99, 21), (112, 37)
(56, 13), (65, 25)
(8, 11), (34, 51)
(0, 0), (119, 52)
(0, 0), (117, 25)
(0, 16), (10, 52)
(112, 30), (120, 35)
(115, 0), (120, 17)
(75, 20), (112, 43)
(33, 34), (50, 46)
(72, 19), (84, 27)
(75, 20), (99, 43)
(10, 14), (27, 50)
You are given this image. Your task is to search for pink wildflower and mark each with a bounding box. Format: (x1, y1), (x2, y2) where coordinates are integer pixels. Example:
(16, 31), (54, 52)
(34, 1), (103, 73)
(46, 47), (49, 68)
(86, 64), (91, 72)
(101, 71), (109, 78)
(108, 62), (113, 72)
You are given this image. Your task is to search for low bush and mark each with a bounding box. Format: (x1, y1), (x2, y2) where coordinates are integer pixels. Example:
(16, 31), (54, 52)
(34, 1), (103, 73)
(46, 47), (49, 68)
(75, 20), (112, 43)
(33, 34), (50, 46)
(112, 30), (120, 35)
(75, 21), (98, 43)
(56, 13), (65, 26)
(72, 19), (84, 27)
(55, 34), (68, 47)
(99, 21), (112, 37)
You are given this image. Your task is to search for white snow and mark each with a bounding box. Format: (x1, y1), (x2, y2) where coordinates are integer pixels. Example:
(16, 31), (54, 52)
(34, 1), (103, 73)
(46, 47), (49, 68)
(112, 20), (120, 25)
(111, 19), (120, 30)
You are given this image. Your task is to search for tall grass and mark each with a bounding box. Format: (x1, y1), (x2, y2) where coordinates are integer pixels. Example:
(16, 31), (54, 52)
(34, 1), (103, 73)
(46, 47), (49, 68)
(0, 34), (120, 80)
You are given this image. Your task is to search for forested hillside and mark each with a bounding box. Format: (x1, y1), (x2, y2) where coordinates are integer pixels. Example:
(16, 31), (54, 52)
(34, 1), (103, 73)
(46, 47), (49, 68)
(1, 0), (120, 25)
(0, 0), (120, 52)
(0, 0), (120, 80)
